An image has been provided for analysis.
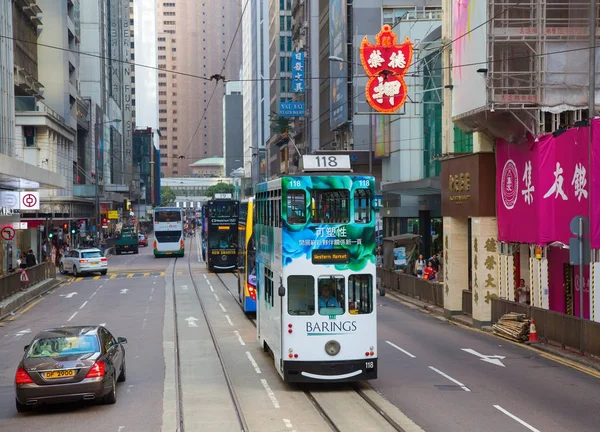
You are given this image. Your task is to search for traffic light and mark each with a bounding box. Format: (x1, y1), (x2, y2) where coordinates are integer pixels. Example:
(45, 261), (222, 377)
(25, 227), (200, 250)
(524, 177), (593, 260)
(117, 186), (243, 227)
(48, 232), (53, 238)
(102, 218), (107, 226)
(70, 222), (76, 234)
(63, 223), (68, 231)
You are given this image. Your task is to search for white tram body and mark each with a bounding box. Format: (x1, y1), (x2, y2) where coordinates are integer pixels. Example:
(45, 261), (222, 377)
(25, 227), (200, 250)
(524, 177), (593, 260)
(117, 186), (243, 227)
(255, 156), (377, 382)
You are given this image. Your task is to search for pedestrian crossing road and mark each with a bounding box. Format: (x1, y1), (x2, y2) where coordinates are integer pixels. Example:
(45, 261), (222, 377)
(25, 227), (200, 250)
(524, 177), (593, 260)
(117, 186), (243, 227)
(60, 269), (209, 283)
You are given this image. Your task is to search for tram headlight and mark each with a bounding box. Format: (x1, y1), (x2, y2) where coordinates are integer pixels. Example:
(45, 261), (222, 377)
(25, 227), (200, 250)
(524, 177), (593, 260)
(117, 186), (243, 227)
(325, 340), (341, 356)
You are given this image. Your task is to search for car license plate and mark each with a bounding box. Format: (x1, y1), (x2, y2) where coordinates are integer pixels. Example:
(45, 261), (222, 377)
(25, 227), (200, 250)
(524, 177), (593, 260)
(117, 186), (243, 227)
(91, 261), (99, 265)
(45, 370), (76, 379)
(124, 246), (129, 248)
(166, 252), (172, 255)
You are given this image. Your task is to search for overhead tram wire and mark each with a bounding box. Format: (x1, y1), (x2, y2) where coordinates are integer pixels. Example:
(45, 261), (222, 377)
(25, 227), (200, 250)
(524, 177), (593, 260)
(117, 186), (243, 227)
(180, 0), (252, 162)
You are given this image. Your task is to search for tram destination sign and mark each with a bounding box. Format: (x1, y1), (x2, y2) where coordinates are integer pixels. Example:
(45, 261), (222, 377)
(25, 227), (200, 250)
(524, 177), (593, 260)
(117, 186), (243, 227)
(302, 155), (351, 172)
(311, 249), (350, 264)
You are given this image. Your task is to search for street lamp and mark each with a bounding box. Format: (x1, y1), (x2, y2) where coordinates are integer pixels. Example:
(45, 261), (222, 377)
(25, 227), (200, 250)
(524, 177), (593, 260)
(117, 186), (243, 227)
(94, 119), (121, 233)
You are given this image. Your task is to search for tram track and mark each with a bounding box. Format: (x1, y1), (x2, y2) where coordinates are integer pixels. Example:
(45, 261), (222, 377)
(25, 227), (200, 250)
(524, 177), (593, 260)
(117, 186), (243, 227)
(175, 238), (248, 431)
(212, 269), (406, 432)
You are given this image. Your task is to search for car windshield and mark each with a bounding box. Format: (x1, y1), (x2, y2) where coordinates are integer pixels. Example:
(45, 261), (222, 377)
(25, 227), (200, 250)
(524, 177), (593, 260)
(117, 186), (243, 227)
(27, 335), (99, 358)
(82, 251), (102, 258)
(139, 235), (145, 239)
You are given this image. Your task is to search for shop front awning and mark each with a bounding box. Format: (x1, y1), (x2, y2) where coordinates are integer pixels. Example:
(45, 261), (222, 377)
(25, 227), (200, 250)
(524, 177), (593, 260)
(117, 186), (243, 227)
(381, 177), (440, 196)
(0, 153), (66, 189)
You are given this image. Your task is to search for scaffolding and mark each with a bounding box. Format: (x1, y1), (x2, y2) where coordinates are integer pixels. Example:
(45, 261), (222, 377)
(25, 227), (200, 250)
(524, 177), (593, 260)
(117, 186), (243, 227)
(488, 0), (597, 135)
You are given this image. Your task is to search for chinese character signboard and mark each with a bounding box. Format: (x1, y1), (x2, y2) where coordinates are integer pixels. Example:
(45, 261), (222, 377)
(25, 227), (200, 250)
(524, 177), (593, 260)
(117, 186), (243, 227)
(496, 127), (591, 245)
(279, 101), (305, 117)
(329, 0), (348, 129)
(360, 25), (413, 113)
(292, 52), (305, 93)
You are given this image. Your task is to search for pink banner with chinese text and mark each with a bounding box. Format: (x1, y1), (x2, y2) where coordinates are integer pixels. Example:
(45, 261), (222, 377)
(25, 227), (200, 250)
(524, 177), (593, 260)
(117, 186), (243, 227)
(592, 119), (600, 248)
(497, 126), (590, 245)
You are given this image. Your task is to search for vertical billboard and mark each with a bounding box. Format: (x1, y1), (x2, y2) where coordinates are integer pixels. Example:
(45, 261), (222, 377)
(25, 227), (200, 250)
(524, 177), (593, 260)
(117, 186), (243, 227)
(329, 0), (348, 130)
(451, 0), (487, 117)
(292, 52), (305, 93)
(122, 0), (133, 185)
(373, 113), (390, 158)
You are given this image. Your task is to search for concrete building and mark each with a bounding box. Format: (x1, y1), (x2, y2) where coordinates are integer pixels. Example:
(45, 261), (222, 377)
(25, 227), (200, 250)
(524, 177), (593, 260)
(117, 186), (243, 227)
(188, 157), (225, 178)
(161, 176), (234, 208)
(156, 0), (242, 177)
(241, 0), (270, 187)
(223, 81), (243, 175)
(132, 128), (160, 219)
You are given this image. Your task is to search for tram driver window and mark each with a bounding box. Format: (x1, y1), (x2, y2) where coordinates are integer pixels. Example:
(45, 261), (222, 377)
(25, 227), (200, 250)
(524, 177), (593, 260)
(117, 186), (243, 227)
(348, 275), (373, 314)
(287, 275), (315, 316)
(354, 189), (372, 223)
(312, 190), (349, 224)
(286, 190), (306, 224)
(318, 276), (345, 316)
(209, 230), (232, 249)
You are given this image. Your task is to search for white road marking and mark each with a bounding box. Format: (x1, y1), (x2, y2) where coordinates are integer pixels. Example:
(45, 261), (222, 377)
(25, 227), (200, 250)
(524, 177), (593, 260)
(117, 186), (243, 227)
(462, 348), (506, 367)
(245, 351), (262, 374)
(118, 426), (126, 432)
(225, 315), (234, 326)
(14, 329), (32, 338)
(90, 292), (96, 299)
(209, 286), (215, 292)
(234, 331), (246, 346)
(203, 274), (207, 279)
(67, 311), (78, 322)
(151, 287), (155, 294)
(428, 366), (470, 392)
(213, 293), (219, 301)
(494, 405), (540, 432)
(218, 303), (227, 312)
(180, 285), (188, 291)
(149, 296), (153, 301)
(79, 301), (88, 310)
(186, 317), (199, 327)
(120, 289), (128, 294)
(60, 292), (77, 298)
(142, 318), (147, 330)
(386, 340), (416, 358)
(283, 419), (295, 430)
(260, 379), (280, 408)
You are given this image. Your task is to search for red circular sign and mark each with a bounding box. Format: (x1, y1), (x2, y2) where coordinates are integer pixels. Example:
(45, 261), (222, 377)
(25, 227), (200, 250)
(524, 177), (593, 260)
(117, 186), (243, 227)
(1, 226), (15, 241)
(22, 193), (38, 208)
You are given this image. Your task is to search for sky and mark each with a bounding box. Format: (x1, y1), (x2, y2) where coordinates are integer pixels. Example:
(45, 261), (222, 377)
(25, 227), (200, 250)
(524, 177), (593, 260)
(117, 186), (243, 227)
(133, 0), (158, 149)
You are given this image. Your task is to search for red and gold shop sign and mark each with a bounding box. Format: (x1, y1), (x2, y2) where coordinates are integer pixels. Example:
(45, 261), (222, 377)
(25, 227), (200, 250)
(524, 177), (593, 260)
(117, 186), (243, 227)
(359, 25), (413, 113)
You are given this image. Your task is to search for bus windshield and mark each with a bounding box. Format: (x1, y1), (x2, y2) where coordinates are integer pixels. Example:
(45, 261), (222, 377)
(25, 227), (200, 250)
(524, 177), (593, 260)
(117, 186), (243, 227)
(155, 211), (182, 223)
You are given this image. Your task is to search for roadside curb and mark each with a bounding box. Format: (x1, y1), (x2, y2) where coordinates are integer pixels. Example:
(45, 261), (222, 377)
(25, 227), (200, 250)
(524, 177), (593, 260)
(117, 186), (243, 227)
(384, 288), (600, 374)
(0, 278), (63, 322)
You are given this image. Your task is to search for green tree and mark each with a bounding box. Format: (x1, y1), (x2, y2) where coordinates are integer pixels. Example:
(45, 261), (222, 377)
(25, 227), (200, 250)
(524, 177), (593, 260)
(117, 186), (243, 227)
(161, 186), (176, 206)
(206, 182), (235, 199)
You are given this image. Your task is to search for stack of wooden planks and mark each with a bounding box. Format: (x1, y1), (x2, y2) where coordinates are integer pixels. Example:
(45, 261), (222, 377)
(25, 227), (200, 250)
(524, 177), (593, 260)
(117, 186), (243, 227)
(493, 312), (529, 342)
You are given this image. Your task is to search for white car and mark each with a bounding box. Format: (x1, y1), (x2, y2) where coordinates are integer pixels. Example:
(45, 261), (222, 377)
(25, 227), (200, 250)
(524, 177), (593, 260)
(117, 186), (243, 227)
(59, 248), (108, 276)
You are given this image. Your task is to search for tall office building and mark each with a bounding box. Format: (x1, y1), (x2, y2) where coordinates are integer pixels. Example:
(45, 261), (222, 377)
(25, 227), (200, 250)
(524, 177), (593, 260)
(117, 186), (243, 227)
(156, 0), (242, 178)
(241, 0), (270, 184)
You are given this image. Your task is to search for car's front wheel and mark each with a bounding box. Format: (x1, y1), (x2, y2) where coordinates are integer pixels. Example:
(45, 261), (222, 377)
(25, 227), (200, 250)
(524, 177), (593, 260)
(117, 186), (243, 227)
(103, 375), (117, 404)
(16, 399), (31, 413)
(73, 266), (78, 277)
(59, 263), (65, 274)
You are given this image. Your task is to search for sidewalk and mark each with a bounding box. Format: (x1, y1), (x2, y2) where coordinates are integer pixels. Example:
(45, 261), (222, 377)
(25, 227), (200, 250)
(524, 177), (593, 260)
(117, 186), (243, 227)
(383, 288), (600, 374)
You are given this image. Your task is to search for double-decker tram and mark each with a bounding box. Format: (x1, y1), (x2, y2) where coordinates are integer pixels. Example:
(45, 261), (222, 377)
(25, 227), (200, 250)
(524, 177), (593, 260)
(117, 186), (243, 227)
(153, 207), (185, 257)
(237, 198), (257, 312)
(255, 155), (377, 383)
(201, 194), (239, 271)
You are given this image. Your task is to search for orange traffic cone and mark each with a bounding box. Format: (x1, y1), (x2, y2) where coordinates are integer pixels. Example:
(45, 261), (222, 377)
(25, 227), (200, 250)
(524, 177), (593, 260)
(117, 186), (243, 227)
(528, 318), (539, 344)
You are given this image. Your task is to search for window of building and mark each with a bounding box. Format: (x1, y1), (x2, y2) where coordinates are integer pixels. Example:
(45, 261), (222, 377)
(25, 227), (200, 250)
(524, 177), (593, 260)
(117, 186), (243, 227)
(286, 190), (305, 224)
(160, 153), (168, 158)
(173, 119), (177, 123)
(353, 189), (372, 223)
(173, 162), (178, 167)
(158, 46), (166, 51)
(158, 55), (166, 60)
(287, 16), (291, 30)
(172, 48), (176, 52)
(158, 64), (166, 69)
(159, 100), (166, 105)
(311, 190), (349, 223)
(164, 11), (175, 16)
(165, 30), (176, 34)
(172, 101), (177, 105)
(288, 276), (314, 316)
(280, 16), (285, 31)
(348, 275), (373, 314)
(287, 37), (292, 51)
(163, 2), (175, 6)
(172, 145), (178, 149)
(159, 82), (167, 87)
(382, 7), (416, 25)
(159, 118), (167, 122)
(159, 127), (167, 131)
(280, 36), (285, 51)
(158, 37), (166, 42)
(172, 127), (178, 132)
(163, 21), (176, 25)
(158, 73), (166, 77)
(172, 136), (178, 140)
(161, 162), (168, 166)
(160, 145), (168, 149)
(172, 56), (177, 61)
(159, 109), (167, 113)
(172, 170), (178, 174)
(317, 276), (345, 316)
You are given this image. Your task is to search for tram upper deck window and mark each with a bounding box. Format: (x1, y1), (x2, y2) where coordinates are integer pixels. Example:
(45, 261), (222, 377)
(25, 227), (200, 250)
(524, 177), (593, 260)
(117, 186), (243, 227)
(348, 275), (373, 314)
(318, 276), (345, 316)
(354, 189), (372, 223)
(209, 202), (237, 217)
(287, 275), (315, 316)
(286, 190), (306, 224)
(312, 190), (349, 224)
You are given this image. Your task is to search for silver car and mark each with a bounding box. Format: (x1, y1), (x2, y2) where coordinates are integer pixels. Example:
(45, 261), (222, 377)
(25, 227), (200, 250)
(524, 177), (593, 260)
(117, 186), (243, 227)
(59, 248), (108, 276)
(15, 326), (127, 412)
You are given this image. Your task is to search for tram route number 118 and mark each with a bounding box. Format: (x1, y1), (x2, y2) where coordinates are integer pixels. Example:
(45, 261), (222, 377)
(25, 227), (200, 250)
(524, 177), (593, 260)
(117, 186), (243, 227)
(315, 156), (338, 167)
(302, 154), (351, 170)
(365, 361), (374, 369)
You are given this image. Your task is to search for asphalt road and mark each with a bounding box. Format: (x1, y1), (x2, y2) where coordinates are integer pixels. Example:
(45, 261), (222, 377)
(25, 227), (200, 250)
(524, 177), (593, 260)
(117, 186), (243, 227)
(0, 241), (169, 432)
(374, 295), (600, 432)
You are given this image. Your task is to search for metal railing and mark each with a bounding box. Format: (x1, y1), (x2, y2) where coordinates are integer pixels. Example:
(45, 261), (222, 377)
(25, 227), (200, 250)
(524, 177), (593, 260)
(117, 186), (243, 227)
(462, 290), (473, 316)
(491, 298), (600, 357)
(0, 262), (55, 301)
(379, 268), (444, 308)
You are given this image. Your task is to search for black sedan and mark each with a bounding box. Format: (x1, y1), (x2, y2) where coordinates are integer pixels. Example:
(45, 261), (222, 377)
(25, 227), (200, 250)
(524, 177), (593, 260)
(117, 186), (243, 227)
(15, 325), (127, 412)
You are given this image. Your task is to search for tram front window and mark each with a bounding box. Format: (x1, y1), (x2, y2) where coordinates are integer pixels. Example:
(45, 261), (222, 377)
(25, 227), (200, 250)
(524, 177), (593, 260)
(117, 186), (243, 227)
(318, 276), (345, 316)
(209, 232), (233, 249)
(348, 275), (373, 314)
(287, 276), (315, 316)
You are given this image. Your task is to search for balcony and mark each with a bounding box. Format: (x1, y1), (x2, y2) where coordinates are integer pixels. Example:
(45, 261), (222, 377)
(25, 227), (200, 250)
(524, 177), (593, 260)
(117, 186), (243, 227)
(15, 96), (67, 125)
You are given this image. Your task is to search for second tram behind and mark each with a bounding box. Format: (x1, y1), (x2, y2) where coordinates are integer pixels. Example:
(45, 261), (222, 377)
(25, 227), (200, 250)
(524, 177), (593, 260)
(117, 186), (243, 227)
(237, 198), (257, 312)
(255, 155), (377, 383)
(201, 197), (239, 271)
